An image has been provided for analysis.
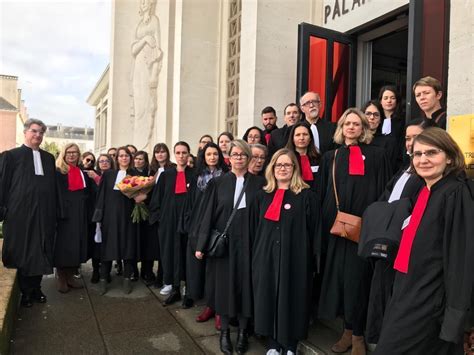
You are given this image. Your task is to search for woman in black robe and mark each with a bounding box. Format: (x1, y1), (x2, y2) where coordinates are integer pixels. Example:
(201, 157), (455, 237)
(54, 143), (90, 293)
(251, 148), (319, 354)
(84, 153), (115, 284)
(242, 126), (267, 146)
(148, 143), (176, 288)
(363, 100), (401, 174)
(93, 146), (139, 295)
(149, 141), (194, 306)
(285, 121), (321, 192)
(378, 86), (405, 158)
(317, 108), (391, 355)
(195, 140), (265, 355)
(183, 143), (228, 320)
(375, 128), (474, 355)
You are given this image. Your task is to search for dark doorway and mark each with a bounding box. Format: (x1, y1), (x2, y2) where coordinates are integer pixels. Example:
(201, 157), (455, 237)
(371, 29), (409, 104)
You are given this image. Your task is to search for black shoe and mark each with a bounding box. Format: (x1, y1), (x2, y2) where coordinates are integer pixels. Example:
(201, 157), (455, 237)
(236, 328), (249, 354)
(181, 296), (194, 309)
(20, 294), (33, 308)
(90, 270), (100, 284)
(31, 289), (47, 303)
(163, 288), (181, 305)
(219, 329), (233, 354)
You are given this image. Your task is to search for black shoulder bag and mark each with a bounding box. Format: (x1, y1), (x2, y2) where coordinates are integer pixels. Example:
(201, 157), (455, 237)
(206, 178), (249, 258)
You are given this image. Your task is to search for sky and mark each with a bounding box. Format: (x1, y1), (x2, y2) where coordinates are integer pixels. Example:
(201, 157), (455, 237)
(0, 0), (111, 128)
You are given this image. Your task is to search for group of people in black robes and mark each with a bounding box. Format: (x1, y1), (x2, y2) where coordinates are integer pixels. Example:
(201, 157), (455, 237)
(1, 74), (473, 355)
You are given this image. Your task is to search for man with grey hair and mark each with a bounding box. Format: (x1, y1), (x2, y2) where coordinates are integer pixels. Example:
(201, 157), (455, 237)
(0, 118), (58, 307)
(299, 91), (336, 154)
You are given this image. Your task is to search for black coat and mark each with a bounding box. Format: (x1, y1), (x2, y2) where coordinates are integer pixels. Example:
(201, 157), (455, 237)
(304, 117), (337, 155)
(54, 170), (91, 267)
(371, 133), (400, 175)
(268, 125), (291, 156)
(92, 169), (139, 261)
(196, 172), (265, 317)
(317, 144), (391, 325)
(0, 145), (57, 276)
(251, 188), (319, 346)
(149, 167), (194, 286)
(375, 176), (474, 354)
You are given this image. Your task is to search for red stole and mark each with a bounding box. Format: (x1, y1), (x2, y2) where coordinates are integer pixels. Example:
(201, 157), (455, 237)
(224, 157), (230, 167)
(394, 187), (431, 273)
(264, 189), (285, 222)
(174, 171), (187, 194)
(299, 154), (314, 181)
(348, 145), (365, 175)
(68, 165), (85, 191)
(265, 133), (271, 145)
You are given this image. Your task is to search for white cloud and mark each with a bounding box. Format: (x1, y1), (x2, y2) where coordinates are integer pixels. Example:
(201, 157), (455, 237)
(0, 0), (111, 127)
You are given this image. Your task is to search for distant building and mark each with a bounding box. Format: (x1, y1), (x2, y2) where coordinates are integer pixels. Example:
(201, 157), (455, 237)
(0, 74), (29, 152)
(86, 65), (109, 154)
(44, 124), (95, 153)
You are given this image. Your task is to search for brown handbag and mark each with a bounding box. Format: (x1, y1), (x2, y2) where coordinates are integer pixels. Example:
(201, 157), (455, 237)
(329, 149), (362, 243)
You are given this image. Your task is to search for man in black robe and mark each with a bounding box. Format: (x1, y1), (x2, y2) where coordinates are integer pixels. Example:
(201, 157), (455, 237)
(267, 103), (300, 156)
(0, 119), (57, 307)
(260, 106), (279, 146)
(299, 91), (336, 155)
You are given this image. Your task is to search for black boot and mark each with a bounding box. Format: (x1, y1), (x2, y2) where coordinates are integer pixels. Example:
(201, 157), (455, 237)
(219, 329), (233, 354)
(236, 328), (249, 354)
(20, 294), (33, 308)
(31, 288), (47, 303)
(163, 287), (181, 305)
(182, 295), (194, 309)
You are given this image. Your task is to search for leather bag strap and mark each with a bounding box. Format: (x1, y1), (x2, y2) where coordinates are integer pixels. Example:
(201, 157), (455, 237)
(222, 177), (249, 234)
(332, 149), (340, 211)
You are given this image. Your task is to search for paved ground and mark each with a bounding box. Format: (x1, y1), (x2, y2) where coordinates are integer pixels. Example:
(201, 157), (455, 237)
(10, 262), (344, 355)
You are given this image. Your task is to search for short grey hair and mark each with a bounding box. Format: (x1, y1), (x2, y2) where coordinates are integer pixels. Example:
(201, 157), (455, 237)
(249, 144), (268, 157)
(24, 119), (47, 133)
(228, 139), (252, 159)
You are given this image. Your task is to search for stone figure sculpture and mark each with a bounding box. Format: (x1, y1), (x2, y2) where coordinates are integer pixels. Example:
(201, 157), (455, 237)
(130, 0), (162, 151)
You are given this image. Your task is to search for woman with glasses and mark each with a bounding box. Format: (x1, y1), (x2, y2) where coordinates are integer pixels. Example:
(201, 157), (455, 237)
(252, 149), (319, 355)
(362, 100), (400, 174)
(86, 154), (115, 284)
(375, 127), (474, 354)
(195, 140), (265, 355)
(183, 142), (229, 326)
(242, 126), (266, 146)
(54, 143), (91, 293)
(149, 142), (195, 306)
(285, 122), (321, 192)
(80, 152), (96, 171)
(248, 144), (268, 176)
(93, 146), (139, 295)
(318, 109), (391, 355)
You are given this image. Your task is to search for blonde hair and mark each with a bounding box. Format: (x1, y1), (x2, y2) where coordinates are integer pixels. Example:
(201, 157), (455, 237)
(56, 143), (81, 174)
(264, 149), (309, 194)
(333, 108), (373, 145)
(412, 76), (443, 94)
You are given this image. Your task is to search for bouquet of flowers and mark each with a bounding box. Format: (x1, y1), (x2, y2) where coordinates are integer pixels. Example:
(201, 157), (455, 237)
(116, 175), (155, 223)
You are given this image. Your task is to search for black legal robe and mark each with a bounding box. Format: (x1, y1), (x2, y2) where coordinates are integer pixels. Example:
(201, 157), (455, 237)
(317, 144), (391, 326)
(364, 167), (424, 344)
(423, 107), (447, 130)
(251, 188), (319, 347)
(196, 172), (265, 318)
(375, 176), (474, 355)
(304, 117), (337, 155)
(54, 170), (91, 267)
(92, 169), (139, 261)
(0, 145), (58, 276)
(371, 132), (401, 175)
(268, 125), (292, 156)
(149, 167), (194, 287)
(294, 151), (320, 193)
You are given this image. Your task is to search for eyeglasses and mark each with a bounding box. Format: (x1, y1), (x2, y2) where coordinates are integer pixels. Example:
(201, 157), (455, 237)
(230, 153), (248, 159)
(27, 128), (45, 136)
(66, 151), (79, 155)
(98, 160), (110, 164)
(274, 163), (294, 170)
(252, 155), (266, 161)
(247, 135), (261, 140)
(365, 111), (380, 118)
(85, 158), (94, 163)
(301, 99), (320, 107)
(410, 149), (443, 159)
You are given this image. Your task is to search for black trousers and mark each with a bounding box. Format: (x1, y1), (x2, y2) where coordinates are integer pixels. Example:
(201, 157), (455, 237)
(17, 272), (43, 296)
(101, 260), (134, 279)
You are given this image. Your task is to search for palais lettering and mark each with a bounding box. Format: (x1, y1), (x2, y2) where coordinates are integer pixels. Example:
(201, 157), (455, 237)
(324, 0), (367, 24)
